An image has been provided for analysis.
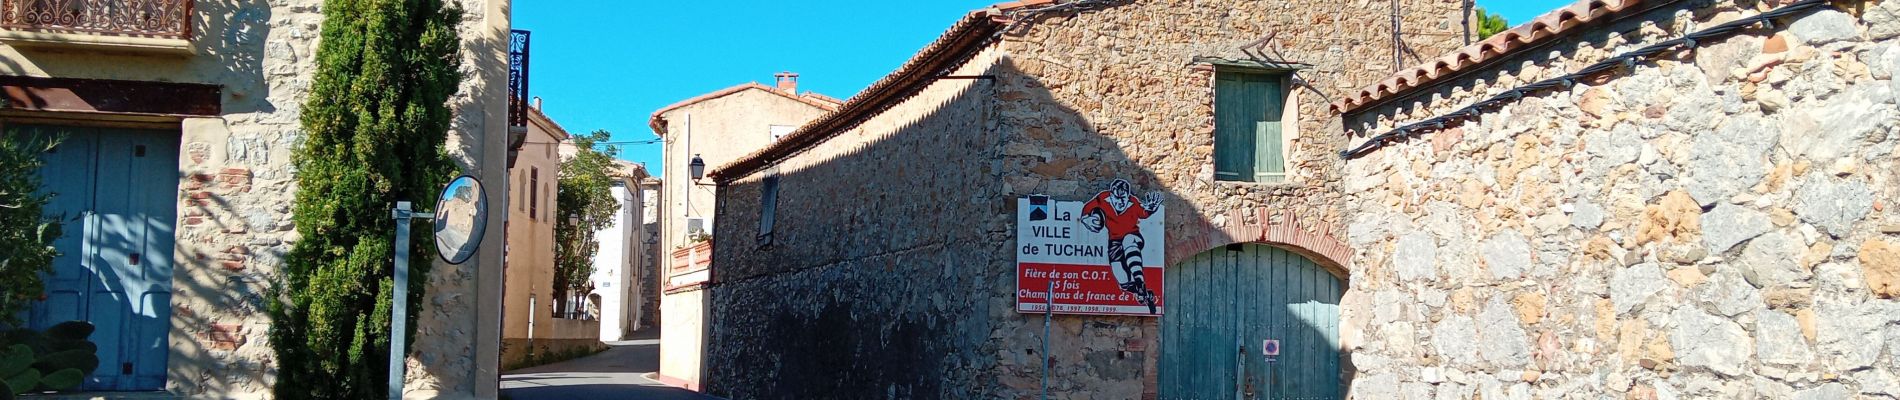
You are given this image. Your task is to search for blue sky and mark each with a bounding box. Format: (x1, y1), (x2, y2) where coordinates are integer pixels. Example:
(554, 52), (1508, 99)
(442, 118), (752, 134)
(514, 0), (1571, 175)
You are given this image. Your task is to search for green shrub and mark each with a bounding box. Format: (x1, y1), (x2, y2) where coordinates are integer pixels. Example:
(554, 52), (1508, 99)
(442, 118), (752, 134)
(552, 131), (620, 312)
(1476, 7), (1510, 40)
(1, 321), (98, 395)
(0, 133), (61, 328)
(265, 0), (464, 397)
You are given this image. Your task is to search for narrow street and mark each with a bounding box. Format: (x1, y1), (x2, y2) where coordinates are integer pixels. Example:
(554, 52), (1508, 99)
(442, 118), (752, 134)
(500, 331), (721, 400)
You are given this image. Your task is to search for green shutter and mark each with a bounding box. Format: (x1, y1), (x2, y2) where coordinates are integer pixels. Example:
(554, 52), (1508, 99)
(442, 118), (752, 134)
(1215, 71), (1287, 183)
(1252, 76), (1285, 182)
(1214, 74), (1253, 180)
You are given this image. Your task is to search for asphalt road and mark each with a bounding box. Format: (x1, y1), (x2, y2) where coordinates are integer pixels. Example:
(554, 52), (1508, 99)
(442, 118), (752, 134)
(500, 331), (721, 400)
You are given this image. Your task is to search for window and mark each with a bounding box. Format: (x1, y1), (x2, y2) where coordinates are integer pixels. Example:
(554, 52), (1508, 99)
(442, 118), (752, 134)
(758, 175), (780, 245)
(1213, 70), (1289, 183)
(529, 167), (539, 220)
(769, 124), (797, 141)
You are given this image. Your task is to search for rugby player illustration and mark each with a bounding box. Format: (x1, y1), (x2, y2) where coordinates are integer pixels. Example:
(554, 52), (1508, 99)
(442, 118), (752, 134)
(1077, 179), (1163, 314)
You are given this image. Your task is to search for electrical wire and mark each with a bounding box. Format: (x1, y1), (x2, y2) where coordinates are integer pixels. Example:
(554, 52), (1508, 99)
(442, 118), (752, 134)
(515, 139), (663, 147)
(1340, 0), (1831, 160)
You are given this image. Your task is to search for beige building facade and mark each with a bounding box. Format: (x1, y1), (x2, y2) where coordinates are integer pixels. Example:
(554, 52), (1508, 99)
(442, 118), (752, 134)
(648, 73), (838, 389)
(0, 0), (514, 397)
(500, 106), (600, 367)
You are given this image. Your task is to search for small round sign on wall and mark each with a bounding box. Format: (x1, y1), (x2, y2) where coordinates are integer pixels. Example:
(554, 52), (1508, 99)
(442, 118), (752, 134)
(1262, 339), (1281, 358)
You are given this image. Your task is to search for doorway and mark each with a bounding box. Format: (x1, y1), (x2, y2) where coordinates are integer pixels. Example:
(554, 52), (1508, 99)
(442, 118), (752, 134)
(1158, 243), (1344, 400)
(24, 124), (179, 391)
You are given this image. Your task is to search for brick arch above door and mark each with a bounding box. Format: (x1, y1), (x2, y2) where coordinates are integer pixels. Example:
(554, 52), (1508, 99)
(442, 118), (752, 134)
(1169, 208), (1352, 279)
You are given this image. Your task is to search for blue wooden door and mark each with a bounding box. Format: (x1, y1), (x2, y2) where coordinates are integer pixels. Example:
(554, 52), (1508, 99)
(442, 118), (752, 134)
(1159, 244), (1342, 400)
(24, 125), (177, 391)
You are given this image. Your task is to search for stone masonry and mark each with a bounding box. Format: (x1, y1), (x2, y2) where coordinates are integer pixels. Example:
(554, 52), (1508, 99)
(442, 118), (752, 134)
(1341, 1), (1900, 398)
(0, 0), (513, 397)
(707, 0), (1469, 398)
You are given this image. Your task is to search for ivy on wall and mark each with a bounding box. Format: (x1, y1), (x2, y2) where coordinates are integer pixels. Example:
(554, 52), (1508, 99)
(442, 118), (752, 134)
(265, 0), (462, 396)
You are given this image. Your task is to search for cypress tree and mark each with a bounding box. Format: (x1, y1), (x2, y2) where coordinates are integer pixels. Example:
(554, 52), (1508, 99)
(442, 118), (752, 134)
(267, 0), (462, 396)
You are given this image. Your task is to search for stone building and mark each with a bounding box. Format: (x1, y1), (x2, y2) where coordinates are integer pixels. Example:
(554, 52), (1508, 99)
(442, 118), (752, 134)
(703, 0), (1468, 398)
(1333, 0), (1900, 397)
(500, 105), (600, 366)
(647, 72), (840, 389)
(638, 175), (665, 331)
(2, 0), (515, 397)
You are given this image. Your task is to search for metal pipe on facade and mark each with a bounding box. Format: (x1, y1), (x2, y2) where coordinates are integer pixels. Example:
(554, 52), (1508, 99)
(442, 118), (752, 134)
(1463, 0), (1473, 45)
(1391, 0), (1402, 68)
(1041, 279), (1052, 400)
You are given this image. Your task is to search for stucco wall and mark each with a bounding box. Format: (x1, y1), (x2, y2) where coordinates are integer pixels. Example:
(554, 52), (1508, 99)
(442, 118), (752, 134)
(503, 111), (568, 343)
(656, 87), (831, 252)
(0, 0), (512, 397)
(1339, 1), (1900, 398)
(592, 182), (642, 340)
(658, 288), (706, 389)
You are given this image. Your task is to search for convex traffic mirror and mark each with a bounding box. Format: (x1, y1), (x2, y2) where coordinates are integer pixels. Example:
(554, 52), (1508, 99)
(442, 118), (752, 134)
(433, 175), (488, 264)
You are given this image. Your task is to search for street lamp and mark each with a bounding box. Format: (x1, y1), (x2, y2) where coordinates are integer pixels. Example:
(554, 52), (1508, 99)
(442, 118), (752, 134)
(688, 154), (706, 181)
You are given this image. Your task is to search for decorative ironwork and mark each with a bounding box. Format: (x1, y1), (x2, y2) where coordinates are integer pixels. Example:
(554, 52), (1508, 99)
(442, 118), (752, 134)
(508, 29), (530, 130)
(0, 0), (192, 39)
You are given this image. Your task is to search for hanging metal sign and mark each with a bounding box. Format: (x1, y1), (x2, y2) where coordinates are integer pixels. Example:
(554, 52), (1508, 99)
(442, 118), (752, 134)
(1016, 179), (1166, 316)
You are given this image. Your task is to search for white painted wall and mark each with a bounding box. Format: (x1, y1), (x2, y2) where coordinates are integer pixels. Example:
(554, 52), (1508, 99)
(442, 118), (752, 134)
(591, 183), (640, 340)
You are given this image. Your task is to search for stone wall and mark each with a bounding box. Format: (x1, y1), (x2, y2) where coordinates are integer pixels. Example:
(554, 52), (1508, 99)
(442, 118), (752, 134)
(656, 87), (832, 253)
(1340, 1), (1900, 398)
(707, 0), (1471, 398)
(988, 0), (1468, 397)
(706, 47), (1009, 399)
(0, 0), (512, 397)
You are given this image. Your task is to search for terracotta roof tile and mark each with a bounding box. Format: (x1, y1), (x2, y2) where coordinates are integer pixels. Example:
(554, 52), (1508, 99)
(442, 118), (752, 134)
(647, 83), (842, 136)
(528, 106), (572, 140)
(708, 0), (1092, 180)
(1331, 0), (1646, 114)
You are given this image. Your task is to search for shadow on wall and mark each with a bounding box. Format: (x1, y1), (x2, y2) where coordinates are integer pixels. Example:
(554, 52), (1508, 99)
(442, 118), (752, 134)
(702, 55), (1352, 398)
(0, 0), (275, 113)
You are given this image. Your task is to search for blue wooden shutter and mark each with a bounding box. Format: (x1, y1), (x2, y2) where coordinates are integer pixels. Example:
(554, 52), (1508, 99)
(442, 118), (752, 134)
(1216, 71), (1288, 182)
(1214, 73), (1253, 181)
(757, 175), (779, 244)
(1249, 75), (1286, 182)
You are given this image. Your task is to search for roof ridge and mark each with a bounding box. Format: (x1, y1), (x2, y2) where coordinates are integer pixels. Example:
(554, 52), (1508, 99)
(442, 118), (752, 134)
(647, 82), (842, 136)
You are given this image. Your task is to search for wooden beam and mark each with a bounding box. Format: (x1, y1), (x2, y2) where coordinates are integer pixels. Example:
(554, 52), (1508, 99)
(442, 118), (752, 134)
(0, 75), (220, 117)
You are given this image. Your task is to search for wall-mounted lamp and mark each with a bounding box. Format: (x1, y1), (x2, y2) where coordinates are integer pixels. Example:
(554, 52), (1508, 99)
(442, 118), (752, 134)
(687, 154), (715, 186)
(688, 154), (706, 180)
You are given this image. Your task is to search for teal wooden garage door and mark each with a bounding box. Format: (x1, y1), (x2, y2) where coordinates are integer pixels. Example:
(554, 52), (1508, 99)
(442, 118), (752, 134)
(1159, 244), (1343, 400)
(24, 125), (178, 391)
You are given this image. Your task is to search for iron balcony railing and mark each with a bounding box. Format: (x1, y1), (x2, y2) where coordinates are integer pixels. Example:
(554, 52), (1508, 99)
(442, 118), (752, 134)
(0, 0), (192, 40)
(506, 29), (529, 168)
(508, 29), (530, 130)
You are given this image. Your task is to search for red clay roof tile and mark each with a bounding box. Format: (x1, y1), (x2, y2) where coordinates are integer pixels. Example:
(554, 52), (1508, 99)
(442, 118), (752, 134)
(1330, 0), (1647, 114)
